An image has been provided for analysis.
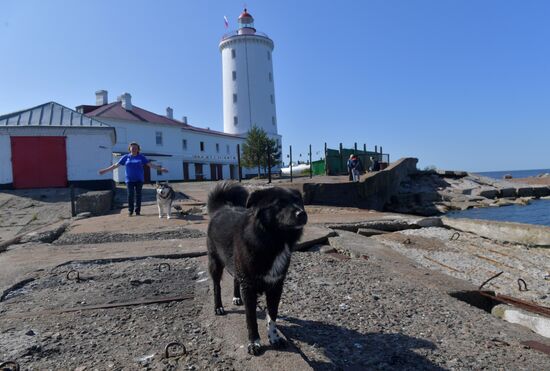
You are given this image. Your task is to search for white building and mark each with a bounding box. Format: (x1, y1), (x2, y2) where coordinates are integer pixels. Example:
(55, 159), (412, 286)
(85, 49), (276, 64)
(0, 102), (115, 189)
(219, 9), (282, 148)
(79, 91), (244, 183)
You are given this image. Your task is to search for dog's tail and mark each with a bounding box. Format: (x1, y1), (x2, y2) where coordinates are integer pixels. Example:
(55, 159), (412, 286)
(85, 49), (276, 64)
(207, 181), (249, 215)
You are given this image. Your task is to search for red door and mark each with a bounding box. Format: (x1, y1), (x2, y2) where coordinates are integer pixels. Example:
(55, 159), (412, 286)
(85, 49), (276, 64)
(11, 136), (68, 189)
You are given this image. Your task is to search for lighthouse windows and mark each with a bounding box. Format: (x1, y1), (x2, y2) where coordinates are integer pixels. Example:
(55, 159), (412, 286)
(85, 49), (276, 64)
(231, 49), (236, 59)
(233, 94), (237, 103)
(233, 116), (238, 125)
(272, 116), (276, 125)
(268, 72), (272, 82)
(270, 94), (274, 104)
(267, 51), (271, 60)
(232, 71), (237, 81)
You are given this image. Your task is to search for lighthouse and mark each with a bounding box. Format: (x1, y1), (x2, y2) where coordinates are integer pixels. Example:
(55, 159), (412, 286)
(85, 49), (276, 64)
(219, 9), (281, 146)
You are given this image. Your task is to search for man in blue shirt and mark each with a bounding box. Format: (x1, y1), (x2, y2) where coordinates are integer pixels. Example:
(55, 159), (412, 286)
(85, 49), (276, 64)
(99, 142), (168, 216)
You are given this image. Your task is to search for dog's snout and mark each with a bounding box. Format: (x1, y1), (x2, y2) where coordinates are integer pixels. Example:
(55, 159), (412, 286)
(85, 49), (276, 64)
(295, 210), (307, 225)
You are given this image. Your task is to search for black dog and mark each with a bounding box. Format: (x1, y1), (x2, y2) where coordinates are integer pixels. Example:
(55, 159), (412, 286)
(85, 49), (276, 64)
(206, 181), (307, 355)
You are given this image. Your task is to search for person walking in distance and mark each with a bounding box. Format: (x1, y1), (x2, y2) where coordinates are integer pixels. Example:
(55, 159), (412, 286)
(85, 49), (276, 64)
(347, 154), (355, 181)
(350, 155), (363, 182)
(99, 142), (168, 216)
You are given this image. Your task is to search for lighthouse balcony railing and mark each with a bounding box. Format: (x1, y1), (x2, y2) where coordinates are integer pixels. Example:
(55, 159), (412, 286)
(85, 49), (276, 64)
(221, 30), (271, 41)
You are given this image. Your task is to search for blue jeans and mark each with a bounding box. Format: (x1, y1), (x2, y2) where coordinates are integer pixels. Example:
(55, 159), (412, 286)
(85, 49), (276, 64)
(127, 181), (143, 214)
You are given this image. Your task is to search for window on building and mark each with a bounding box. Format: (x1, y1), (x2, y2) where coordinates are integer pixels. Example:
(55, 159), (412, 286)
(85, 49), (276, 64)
(156, 163), (163, 176)
(182, 139), (187, 151)
(216, 143), (220, 153)
(270, 94), (274, 104)
(233, 116), (238, 125)
(232, 71), (236, 81)
(272, 116), (276, 125)
(200, 141), (205, 151)
(156, 131), (163, 145)
(226, 144), (230, 154)
(267, 51), (271, 60)
(231, 49), (236, 59)
(268, 72), (272, 82)
(233, 94), (237, 103)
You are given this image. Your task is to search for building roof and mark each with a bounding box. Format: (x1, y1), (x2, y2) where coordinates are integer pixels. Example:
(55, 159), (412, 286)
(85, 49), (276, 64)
(85, 101), (188, 127)
(85, 101), (244, 139)
(0, 102), (113, 128)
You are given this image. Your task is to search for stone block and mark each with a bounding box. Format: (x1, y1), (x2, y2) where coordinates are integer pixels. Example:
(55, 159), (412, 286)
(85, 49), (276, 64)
(472, 187), (498, 199)
(516, 187), (534, 197)
(499, 187), (517, 198)
(75, 190), (113, 216)
(532, 186), (550, 198)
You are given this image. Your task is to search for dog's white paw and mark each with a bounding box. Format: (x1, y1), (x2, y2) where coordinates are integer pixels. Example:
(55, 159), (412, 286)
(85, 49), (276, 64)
(267, 317), (285, 348)
(214, 307), (226, 315)
(247, 340), (262, 356)
(158, 215), (163, 219)
(232, 297), (243, 305)
(167, 215), (171, 219)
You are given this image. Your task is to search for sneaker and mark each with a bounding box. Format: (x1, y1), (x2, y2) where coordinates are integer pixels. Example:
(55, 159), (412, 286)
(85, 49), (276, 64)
(135, 211), (140, 216)
(128, 211), (133, 217)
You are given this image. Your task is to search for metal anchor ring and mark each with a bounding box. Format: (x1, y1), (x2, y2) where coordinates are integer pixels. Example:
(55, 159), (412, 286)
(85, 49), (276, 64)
(158, 263), (171, 272)
(450, 232), (460, 241)
(403, 238), (412, 245)
(164, 341), (186, 358)
(0, 361), (20, 371)
(66, 270), (80, 282)
(479, 271), (504, 290)
(517, 278), (528, 292)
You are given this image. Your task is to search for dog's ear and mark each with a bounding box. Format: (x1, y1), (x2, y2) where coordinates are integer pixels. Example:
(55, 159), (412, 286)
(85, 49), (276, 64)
(246, 189), (271, 208)
(289, 188), (303, 200)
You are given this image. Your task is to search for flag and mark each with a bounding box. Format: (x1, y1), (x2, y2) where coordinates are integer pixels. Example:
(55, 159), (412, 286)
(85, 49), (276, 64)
(224, 16), (229, 29)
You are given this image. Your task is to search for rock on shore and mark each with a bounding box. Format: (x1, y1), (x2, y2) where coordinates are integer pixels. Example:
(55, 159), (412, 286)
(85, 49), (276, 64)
(385, 170), (550, 216)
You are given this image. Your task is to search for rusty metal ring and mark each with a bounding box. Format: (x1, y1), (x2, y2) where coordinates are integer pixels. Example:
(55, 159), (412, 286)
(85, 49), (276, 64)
(158, 263), (171, 272)
(403, 238), (412, 245)
(0, 361), (20, 371)
(66, 270), (80, 282)
(517, 278), (528, 292)
(450, 232), (460, 241)
(164, 341), (186, 358)
(479, 271), (504, 290)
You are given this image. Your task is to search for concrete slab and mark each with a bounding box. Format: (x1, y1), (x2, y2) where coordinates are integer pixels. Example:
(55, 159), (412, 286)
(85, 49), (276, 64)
(442, 217), (550, 247)
(195, 256), (313, 370)
(294, 225), (336, 251)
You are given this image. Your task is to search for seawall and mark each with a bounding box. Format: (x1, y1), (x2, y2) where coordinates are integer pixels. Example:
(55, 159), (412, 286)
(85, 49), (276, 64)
(286, 158), (418, 210)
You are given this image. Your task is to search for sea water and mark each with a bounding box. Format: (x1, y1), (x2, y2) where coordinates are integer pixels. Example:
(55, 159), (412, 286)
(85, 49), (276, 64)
(446, 169), (550, 227)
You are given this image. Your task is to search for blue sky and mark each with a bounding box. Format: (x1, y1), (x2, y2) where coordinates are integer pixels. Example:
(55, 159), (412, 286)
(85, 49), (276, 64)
(1, 0), (549, 172)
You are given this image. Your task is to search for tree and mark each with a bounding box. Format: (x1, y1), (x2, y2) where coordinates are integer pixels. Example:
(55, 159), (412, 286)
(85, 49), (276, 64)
(241, 126), (281, 177)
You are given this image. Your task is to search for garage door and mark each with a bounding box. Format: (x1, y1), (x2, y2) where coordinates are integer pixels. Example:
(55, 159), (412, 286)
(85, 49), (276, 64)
(11, 136), (68, 189)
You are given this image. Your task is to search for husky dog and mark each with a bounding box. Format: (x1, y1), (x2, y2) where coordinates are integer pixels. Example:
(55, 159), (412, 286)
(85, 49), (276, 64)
(156, 182), (176, 219)
(206, 181), (308, 355)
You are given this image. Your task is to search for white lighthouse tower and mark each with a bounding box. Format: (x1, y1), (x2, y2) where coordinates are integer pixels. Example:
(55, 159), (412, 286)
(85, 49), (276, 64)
(219, 9), (281, 146)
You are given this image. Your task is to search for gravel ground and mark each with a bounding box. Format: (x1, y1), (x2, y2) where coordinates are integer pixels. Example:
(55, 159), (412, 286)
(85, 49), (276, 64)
(54, 228), (205, 245)
(278, 251), (550, 370)
(1, 249), (549, 370)
(0, 257), (239, 370)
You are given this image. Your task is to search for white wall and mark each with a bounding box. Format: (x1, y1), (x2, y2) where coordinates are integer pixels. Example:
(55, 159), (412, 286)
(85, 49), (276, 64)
(0, 134), (12, 184)
(98, 117), (245, 181)
(68, 132), (113, 181)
